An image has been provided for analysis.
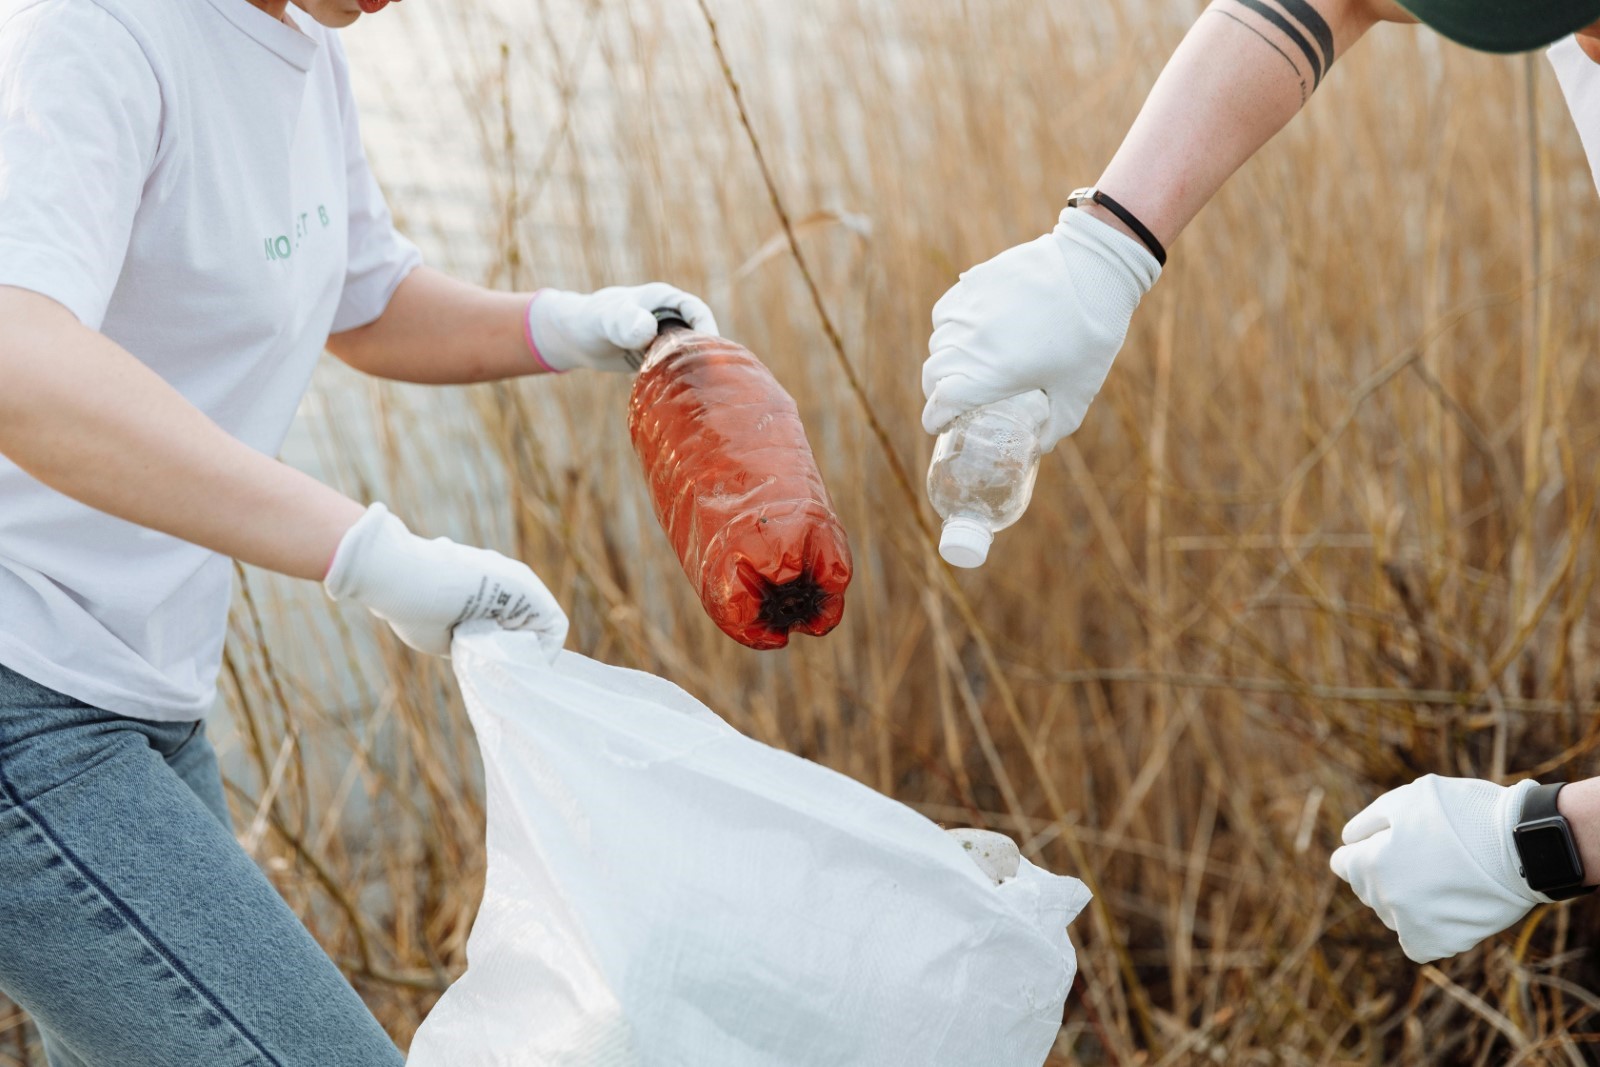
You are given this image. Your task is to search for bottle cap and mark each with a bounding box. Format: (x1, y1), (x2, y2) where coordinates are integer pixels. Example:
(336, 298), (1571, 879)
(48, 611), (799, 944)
(939, 517), (992, 568)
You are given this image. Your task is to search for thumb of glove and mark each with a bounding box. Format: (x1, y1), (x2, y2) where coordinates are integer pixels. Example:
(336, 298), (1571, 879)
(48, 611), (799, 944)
(921, 373), (992, 437)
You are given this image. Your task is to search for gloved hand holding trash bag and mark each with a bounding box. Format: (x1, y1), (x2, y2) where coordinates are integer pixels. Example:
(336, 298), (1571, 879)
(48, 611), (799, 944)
(324, 502), (569, 661)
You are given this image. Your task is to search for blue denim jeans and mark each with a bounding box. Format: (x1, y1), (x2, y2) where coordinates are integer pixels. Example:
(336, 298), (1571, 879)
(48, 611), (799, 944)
(0, 663), (404, 1066)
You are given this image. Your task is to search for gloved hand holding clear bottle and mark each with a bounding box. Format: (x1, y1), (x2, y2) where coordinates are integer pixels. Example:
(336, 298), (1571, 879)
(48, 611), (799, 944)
(1329, 775), (1581, 964)
(325, 503), (569, 661)
(921, 207), (1162, 452)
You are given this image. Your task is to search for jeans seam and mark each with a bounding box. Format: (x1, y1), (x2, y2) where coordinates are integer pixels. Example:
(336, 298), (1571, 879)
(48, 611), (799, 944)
(0, 755), (282, 1067)
(166, 719), (206, 760)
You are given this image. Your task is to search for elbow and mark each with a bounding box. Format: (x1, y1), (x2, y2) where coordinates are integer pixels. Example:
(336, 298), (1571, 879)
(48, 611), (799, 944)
(1334, 0), (1410, 43)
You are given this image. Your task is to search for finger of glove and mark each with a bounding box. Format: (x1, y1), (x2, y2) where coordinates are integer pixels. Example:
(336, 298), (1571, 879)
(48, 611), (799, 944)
(510, 562), (569, 647)
(1328, 834), (1389, 901)
(493, 606), (568, 657)
(627, 283), (720, 336)
(1398, 909), (1475, 965)
(929, 275), (973, 331)
(1398, 938), (1447, 965)
(926, 345), (1070, 450)
(1039, 406), (1079, 454)
(532, 607), (569, 663)
(479, 602), (567, 667)
(926, 263), (1023, 360)
(1404, 894), (1533, 963)
(924, 240), (1060, 394)
(601, 301), (662, 354)
(388, 618), (451, 658)
(1329, 843), (1357, 885)
(922, 374), (1000, 436)
(489, 560), (565, 628)
(1340, 788), (1402, 845)
(661, 290), (719, 336)
(924, 315), (988, 397)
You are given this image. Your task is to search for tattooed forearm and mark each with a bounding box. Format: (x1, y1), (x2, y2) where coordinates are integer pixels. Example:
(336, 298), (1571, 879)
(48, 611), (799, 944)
(1211, 0), (1337, 104)
(1214, 10), (1311, 102)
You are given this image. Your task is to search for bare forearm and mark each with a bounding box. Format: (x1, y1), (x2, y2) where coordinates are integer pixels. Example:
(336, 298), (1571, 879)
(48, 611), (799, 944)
(1556, 778), (1600, 887)
(0, 288), (362, 580)
(1086, 0), (1401, 249)
(327, 267), (542, 384)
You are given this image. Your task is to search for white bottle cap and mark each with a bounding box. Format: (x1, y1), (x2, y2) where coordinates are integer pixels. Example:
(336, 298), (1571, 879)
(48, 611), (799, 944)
(939, 517), (993, 568)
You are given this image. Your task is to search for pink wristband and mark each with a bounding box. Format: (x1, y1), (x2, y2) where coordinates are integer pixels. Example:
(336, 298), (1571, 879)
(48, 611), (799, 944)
(524, 290), (564, 374)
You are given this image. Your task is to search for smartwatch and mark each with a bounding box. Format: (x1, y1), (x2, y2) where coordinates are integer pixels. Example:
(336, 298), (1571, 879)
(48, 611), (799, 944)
(1513, 782), (1597, 901)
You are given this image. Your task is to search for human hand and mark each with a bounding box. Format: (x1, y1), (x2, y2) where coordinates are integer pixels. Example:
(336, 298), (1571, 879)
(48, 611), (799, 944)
(922, 208), (1160, 451)
(1330, 775), (1549, 963)
(324, 503), (568, 660)
(526, 283), (718, 373)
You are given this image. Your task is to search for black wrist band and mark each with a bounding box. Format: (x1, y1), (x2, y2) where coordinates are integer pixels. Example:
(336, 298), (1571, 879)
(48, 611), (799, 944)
(1066, 186), (1167, 267)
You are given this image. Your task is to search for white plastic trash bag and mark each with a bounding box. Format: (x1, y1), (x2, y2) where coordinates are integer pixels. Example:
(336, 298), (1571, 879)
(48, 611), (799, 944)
(407, 629), (1091, 1067)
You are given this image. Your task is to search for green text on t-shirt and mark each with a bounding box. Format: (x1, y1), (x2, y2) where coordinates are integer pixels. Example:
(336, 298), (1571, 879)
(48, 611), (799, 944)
(264, 204), (332, 261)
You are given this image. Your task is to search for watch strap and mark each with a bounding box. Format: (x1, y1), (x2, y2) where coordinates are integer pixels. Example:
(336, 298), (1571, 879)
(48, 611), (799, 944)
(1067, 186), (1168, 267)
(1522, 781), (1565, 823)
(1546, 882), (1596, 902)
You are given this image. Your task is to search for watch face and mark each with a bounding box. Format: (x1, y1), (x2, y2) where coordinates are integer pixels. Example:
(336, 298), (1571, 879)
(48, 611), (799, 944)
(1516, 819), (1582, 891)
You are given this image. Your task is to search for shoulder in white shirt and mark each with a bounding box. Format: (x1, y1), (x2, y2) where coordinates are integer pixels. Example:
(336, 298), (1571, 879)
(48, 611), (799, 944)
(0, 0), (421, 721)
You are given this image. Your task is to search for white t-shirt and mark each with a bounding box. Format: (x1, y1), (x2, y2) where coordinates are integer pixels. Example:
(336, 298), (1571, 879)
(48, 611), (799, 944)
(1552, 36), (1600, 195)
(0, 0), (421, 721)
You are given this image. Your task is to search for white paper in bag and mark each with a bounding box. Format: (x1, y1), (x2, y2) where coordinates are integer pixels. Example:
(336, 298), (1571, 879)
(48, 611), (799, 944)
(407, 629), (1089, 1067)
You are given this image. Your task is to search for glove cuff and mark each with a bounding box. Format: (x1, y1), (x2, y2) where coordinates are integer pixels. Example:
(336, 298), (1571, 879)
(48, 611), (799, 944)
(1479, 779), (1554, 905)
(325, 502), (402, 603)
(525, 289), (580, 374)
(1056, 206), (1162, 295)
(523, 290), (566, 375)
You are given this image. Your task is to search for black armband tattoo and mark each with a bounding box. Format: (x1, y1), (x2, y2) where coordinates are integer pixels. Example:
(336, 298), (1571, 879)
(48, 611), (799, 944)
(1214, 0), (1337, 104)
(1274, 0), (1335, 72)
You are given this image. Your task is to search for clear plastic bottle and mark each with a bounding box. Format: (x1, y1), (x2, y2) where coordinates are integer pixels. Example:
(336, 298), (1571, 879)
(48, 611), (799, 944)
(926, 391), (1047, 568)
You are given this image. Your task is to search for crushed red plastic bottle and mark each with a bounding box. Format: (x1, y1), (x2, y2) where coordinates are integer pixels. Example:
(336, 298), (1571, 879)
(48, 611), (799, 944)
(628, 316), (852, 649)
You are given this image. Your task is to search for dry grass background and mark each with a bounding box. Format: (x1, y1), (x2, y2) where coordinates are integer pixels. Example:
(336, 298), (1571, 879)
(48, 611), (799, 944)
(7, 0), (1600, 1063)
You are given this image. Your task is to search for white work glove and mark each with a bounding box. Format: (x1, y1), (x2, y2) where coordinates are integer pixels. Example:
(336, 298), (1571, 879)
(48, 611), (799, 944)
(1330, 775), (1551, 963)
(923, 207), (1160, 451)
(325, 503), (568, 660)
(527, 283), (719, 373)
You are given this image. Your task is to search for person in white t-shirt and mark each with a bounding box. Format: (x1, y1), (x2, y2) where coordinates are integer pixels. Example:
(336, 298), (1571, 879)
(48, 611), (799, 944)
(915, 0), (1600, 967)
(0, 0), (717, 1062)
